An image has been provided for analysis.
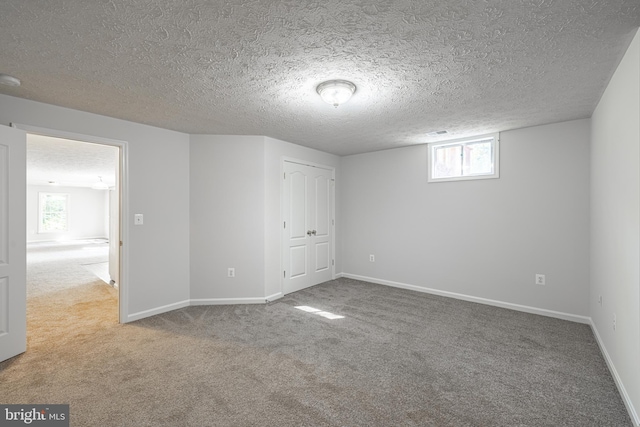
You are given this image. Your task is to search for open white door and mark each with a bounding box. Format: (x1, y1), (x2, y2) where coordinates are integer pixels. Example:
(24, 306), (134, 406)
(0, 125), (27, 362)
(108, 147), (120, 287)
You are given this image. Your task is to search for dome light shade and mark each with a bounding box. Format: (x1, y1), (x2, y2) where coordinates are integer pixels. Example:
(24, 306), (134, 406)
(0, 74), (21, 87)
(316, 80), (356, 107)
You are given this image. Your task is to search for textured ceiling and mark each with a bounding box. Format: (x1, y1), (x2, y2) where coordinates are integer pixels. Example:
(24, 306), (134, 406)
(27, 134), (118, 188)
(1, 1), (638, 156)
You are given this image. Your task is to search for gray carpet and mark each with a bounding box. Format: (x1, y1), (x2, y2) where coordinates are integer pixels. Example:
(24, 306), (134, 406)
(1, 275), (631, 426)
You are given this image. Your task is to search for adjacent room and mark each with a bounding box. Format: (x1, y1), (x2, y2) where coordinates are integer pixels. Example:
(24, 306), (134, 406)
(0, 1), (638, 426)
(25, 134), (120, 325)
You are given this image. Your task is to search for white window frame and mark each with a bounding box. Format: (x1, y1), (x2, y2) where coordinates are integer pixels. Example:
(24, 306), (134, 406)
(38, 192), (70, 233)
(427, 133), (500, 183)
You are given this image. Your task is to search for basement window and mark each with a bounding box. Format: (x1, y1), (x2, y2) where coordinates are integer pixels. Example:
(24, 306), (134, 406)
(427, 134), (499, 182)
(38, 193), (69, 233)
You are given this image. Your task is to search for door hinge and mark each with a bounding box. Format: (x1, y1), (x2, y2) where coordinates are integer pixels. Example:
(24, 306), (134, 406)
(284, 172), (286, 179)
(284, 270), (286, 278)
(120, 241), (123, 247)
(284, 221), (286, 229)
(332, 219), (334, 226)
(332, 259), (334, 266)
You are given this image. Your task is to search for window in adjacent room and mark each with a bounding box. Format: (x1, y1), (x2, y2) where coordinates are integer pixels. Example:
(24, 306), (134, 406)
(427, 134), (499, 182)
(38, 192), (69, 233)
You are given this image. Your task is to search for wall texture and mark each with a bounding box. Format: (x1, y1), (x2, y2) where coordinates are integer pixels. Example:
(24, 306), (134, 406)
(0, 94), (191, 321)
(27, 185), (108, 242)
(590, 28), (640, 424)
(341, 119), (591, 319)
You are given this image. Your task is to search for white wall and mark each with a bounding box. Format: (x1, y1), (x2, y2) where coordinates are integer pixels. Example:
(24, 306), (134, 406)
(27, 185), (108, 242)
(0, 94), (191, 321)
(341, 119), (591, 319)
(189, 135), (266, 300)
(590, 29), (640, 424)
(189, 135), (341, 301)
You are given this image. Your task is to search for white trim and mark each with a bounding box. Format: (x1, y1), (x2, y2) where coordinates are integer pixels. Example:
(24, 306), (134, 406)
(127, 300), (190, 322)
(341, 273), (591, 324)
(128, 295), (283, 322)
(590, 320), (640, 426)
(10, 123), (129, 147)
(11, 123), (130, 324)
(282, 157), (335, 171)
(190, 297), (268, 306)
(265, 292), (283, 302)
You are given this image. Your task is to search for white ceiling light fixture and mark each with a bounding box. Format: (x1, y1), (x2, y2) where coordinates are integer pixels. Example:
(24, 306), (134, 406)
(316, 80), (356, 108)
(0, 74), (21, 87)
(91, 176), (109, 190)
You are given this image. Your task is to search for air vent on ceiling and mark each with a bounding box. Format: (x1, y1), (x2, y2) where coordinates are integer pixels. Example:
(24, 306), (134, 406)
(427, 130), (448, 136)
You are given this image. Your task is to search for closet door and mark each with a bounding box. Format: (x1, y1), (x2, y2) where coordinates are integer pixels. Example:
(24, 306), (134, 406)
(283, 161), (333, 295)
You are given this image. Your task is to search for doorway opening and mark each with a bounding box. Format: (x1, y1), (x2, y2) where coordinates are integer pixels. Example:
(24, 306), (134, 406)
(24, 130), (124, 329)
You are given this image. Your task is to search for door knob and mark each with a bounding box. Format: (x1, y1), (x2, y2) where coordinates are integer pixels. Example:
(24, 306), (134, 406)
(307, 230), (312, 236)
(311, 230), (317, 235)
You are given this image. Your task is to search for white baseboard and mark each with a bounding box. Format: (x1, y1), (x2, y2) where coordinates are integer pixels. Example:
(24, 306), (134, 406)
(126, 274), (589, 326)
(190, 297), (267, 306)
(126, 296), (273, 321)
(340, 273), (591, 324)
(126, 299), (190, 323)
(265, 292), (283, 302)
(590, 320), (640, 426)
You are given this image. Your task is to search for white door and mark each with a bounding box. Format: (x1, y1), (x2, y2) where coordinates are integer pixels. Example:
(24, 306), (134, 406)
(283, 161), (334, 294)
(108, 147), (120, 287)
(108, 188), (119, 286)
(0, 125), (27, 362)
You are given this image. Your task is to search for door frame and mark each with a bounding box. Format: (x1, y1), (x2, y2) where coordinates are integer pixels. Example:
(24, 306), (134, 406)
(11, 123), (130, 324)
(281, 157), (335, 295)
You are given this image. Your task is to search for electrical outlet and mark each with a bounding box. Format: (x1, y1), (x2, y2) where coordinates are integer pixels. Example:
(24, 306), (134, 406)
(613, 313), (616, 331)
(369, 254), (375, 262)
(227, 268), (235, 278)
(598, 295), (602, 306)
(535, 274), (545, 285)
